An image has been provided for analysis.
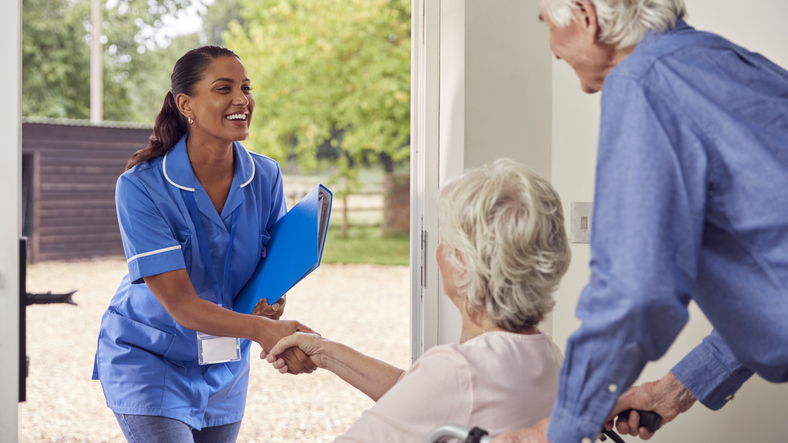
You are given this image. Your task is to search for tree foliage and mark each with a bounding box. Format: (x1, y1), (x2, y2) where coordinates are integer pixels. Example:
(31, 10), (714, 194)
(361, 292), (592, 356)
(201, 0), (244, 46)
(23, 0), (197, 122)
(223, 0), (410, 177)
(23, 0), (91, 119)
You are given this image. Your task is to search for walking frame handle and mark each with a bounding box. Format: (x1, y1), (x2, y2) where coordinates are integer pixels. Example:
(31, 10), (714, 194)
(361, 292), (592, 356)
(425, 424), (493, 443)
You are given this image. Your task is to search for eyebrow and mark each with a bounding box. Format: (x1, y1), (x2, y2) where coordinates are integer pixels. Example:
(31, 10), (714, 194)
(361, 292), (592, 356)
(211, 78), (250, 84)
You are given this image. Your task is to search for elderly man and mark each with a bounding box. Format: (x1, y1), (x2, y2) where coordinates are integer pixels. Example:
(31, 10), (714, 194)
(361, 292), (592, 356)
(493, 0), (788, 442)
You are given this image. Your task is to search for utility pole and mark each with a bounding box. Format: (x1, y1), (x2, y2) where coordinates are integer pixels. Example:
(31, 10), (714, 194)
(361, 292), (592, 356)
(90, 0), (103, 122)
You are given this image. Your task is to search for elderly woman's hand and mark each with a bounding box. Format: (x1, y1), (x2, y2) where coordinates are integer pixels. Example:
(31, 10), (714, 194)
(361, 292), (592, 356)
(263, 332), (329, 374)
(252, 294), (286, 320)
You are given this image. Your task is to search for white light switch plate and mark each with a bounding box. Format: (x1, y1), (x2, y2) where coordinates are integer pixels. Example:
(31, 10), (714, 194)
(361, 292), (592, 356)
(569, 202), (593, 243)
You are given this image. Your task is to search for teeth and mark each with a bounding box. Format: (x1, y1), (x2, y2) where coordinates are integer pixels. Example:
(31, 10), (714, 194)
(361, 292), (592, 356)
(226, 114), (246, 120)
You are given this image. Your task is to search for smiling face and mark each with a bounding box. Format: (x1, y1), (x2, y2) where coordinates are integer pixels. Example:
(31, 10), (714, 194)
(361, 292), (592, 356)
(177, 55), (254, 146)
(540, 1), (625, 94)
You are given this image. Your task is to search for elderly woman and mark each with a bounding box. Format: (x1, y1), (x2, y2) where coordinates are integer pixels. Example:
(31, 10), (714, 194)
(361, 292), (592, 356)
(265, 159), (571, 441)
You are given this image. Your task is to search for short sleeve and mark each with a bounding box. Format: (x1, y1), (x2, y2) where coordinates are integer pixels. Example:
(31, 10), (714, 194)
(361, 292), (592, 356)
(336, 346), (471, 443)
(116, 174), (186, 284)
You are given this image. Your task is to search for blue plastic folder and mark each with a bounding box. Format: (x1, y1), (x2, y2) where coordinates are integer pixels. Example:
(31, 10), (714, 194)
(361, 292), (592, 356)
(233, 184), (333, 314)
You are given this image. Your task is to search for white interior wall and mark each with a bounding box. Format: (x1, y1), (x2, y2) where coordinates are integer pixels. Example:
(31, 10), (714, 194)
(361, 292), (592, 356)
(0, 0), (22, 441)
(422, 0), (788, 438)
(436, 0), (467, 347)
(550, 1), (788, 441)
(434, 0), (553, 346)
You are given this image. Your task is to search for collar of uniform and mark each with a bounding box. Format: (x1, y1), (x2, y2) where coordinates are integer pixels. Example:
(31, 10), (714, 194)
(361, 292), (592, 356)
(162, 135), (196, 191)
(221, 140), (255, 217)
(162, 134), (255, 228)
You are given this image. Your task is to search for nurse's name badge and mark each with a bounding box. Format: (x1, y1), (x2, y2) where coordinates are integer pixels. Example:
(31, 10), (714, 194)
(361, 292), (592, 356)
(197, 331), (241, 365)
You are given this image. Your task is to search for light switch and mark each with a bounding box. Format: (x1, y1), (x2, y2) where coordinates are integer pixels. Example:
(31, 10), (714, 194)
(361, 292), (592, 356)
(570, 202), (593, 243)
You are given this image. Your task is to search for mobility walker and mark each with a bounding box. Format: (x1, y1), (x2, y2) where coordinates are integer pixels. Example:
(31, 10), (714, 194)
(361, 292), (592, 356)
(424, 410), (662, 443)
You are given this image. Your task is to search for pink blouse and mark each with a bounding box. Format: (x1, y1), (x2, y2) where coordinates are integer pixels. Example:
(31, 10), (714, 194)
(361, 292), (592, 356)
(336, 330), (564, 442)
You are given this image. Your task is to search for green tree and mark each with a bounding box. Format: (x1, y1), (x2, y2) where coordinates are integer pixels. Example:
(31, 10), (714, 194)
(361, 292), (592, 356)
(23, 0), (91, 119)
(224, 0), (410, 184)
(201, 0), (244, 46)
(23, 0), (198, 122)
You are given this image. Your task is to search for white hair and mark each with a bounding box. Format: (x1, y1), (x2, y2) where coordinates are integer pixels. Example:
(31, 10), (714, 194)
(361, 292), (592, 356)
(542, 0), (687, 48)
(438, 159), (571, 331)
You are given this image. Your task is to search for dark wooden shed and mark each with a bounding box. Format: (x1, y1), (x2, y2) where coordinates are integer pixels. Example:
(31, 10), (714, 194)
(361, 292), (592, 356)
(22, 118), (153, 263)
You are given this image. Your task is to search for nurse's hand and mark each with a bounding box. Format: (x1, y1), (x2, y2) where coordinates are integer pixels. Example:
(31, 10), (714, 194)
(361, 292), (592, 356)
(252, 295), (286, 320)
(256, 318), (318, 375)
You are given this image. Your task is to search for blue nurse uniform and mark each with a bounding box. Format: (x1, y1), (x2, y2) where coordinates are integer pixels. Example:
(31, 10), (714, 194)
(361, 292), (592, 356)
(92, 135), (286, 430)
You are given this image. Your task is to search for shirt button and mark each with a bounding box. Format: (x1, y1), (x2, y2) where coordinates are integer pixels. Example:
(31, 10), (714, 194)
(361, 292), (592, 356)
(581, 438), (592, 443)
(608, 383), (618, 393)
(726, 394), (735, 401)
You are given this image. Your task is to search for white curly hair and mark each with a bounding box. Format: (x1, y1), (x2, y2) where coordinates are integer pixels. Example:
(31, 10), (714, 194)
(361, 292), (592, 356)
(542, 0), (687, 48)
(438, 159), (571, 331)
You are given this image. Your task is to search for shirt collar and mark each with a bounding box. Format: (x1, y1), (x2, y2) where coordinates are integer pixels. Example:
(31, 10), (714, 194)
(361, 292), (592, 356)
(637, 17), (693, 49)
(162, 134), (256, 193)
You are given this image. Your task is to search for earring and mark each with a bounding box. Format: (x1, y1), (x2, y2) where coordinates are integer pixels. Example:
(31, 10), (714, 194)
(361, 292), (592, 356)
(188, 116), (194, 125)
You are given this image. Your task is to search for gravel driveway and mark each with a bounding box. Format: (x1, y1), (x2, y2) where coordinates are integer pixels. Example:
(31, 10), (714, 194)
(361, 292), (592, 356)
(21, 259), (410, 442)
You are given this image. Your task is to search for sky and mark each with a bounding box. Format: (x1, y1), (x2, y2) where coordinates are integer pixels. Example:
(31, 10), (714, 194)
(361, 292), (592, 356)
(159, 1), (209, 39)
(116, 0), (213, 49)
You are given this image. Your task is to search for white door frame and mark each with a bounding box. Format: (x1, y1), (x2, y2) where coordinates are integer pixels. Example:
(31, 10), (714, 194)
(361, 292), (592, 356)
(409, 0), (554, 361)
(410, 0), (466, 362)
(409, 0), (442, 363)
(1, 0), (23, 440)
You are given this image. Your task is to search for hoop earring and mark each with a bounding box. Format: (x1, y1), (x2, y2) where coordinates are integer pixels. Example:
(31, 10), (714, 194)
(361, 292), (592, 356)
(188, 116), (194, 125)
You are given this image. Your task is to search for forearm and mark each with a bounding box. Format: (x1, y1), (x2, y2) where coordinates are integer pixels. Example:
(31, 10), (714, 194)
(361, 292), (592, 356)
(144, 270), (280, 346)
(320, 340), (405, 401)
(163, 294), (272, 342)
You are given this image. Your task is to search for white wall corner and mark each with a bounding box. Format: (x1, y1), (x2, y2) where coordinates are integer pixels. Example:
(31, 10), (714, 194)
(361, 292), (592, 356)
(0, 0), (22, 440)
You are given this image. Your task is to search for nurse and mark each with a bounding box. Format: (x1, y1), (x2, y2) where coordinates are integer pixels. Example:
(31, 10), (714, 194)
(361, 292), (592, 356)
(93, 45), (316, 443)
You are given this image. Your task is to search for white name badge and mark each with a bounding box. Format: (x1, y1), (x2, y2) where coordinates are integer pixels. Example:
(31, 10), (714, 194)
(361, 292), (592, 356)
(197, 331), (241, 365)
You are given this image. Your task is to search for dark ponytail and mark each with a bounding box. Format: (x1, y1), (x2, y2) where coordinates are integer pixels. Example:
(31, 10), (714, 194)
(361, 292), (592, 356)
(126, 45), (242, 171)
(126, 91), (188, 170)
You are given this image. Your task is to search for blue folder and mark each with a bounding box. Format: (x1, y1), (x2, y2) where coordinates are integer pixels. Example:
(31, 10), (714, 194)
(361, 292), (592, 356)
(233, 184), (333, 314)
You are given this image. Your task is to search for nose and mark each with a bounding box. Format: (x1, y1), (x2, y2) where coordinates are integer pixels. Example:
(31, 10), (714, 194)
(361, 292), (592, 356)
(232, 90), (249, 106)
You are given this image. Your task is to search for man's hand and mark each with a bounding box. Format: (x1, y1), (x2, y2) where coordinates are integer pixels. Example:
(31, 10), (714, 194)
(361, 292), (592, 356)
(605, 372), (697, 440)
(490, 417), (549, 443)
(252, 294), (286, 320)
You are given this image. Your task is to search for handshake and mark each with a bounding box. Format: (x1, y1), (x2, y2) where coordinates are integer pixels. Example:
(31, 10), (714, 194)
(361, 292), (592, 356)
(251, 295), (326, 375)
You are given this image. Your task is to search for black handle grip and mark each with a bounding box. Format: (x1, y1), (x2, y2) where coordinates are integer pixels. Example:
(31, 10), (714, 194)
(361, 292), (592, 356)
(465, 426), (489, 443)
(618, 410), (662, 433)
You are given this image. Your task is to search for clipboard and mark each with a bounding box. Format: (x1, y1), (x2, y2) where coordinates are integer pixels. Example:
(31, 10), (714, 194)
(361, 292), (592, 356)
(233, 184), (333, 314)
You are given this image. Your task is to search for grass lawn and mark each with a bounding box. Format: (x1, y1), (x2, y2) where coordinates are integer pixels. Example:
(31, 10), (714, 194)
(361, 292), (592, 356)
(321, 225), (409, 266)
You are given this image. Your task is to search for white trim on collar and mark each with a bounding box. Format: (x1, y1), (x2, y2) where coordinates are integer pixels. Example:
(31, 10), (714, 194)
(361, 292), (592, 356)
(163, 151), (195, 192)
(240, 149), (255, 188)
(163, 144), (255, 191)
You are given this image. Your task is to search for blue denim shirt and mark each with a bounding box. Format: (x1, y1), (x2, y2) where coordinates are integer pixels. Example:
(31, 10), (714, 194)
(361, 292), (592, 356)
(547, 20), (788, 443)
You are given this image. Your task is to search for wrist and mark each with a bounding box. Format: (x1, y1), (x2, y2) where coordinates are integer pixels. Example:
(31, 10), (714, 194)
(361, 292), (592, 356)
(663, 373), (696, 413)
(253, 315), (277, 347)
(316, 340), (338, 371)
